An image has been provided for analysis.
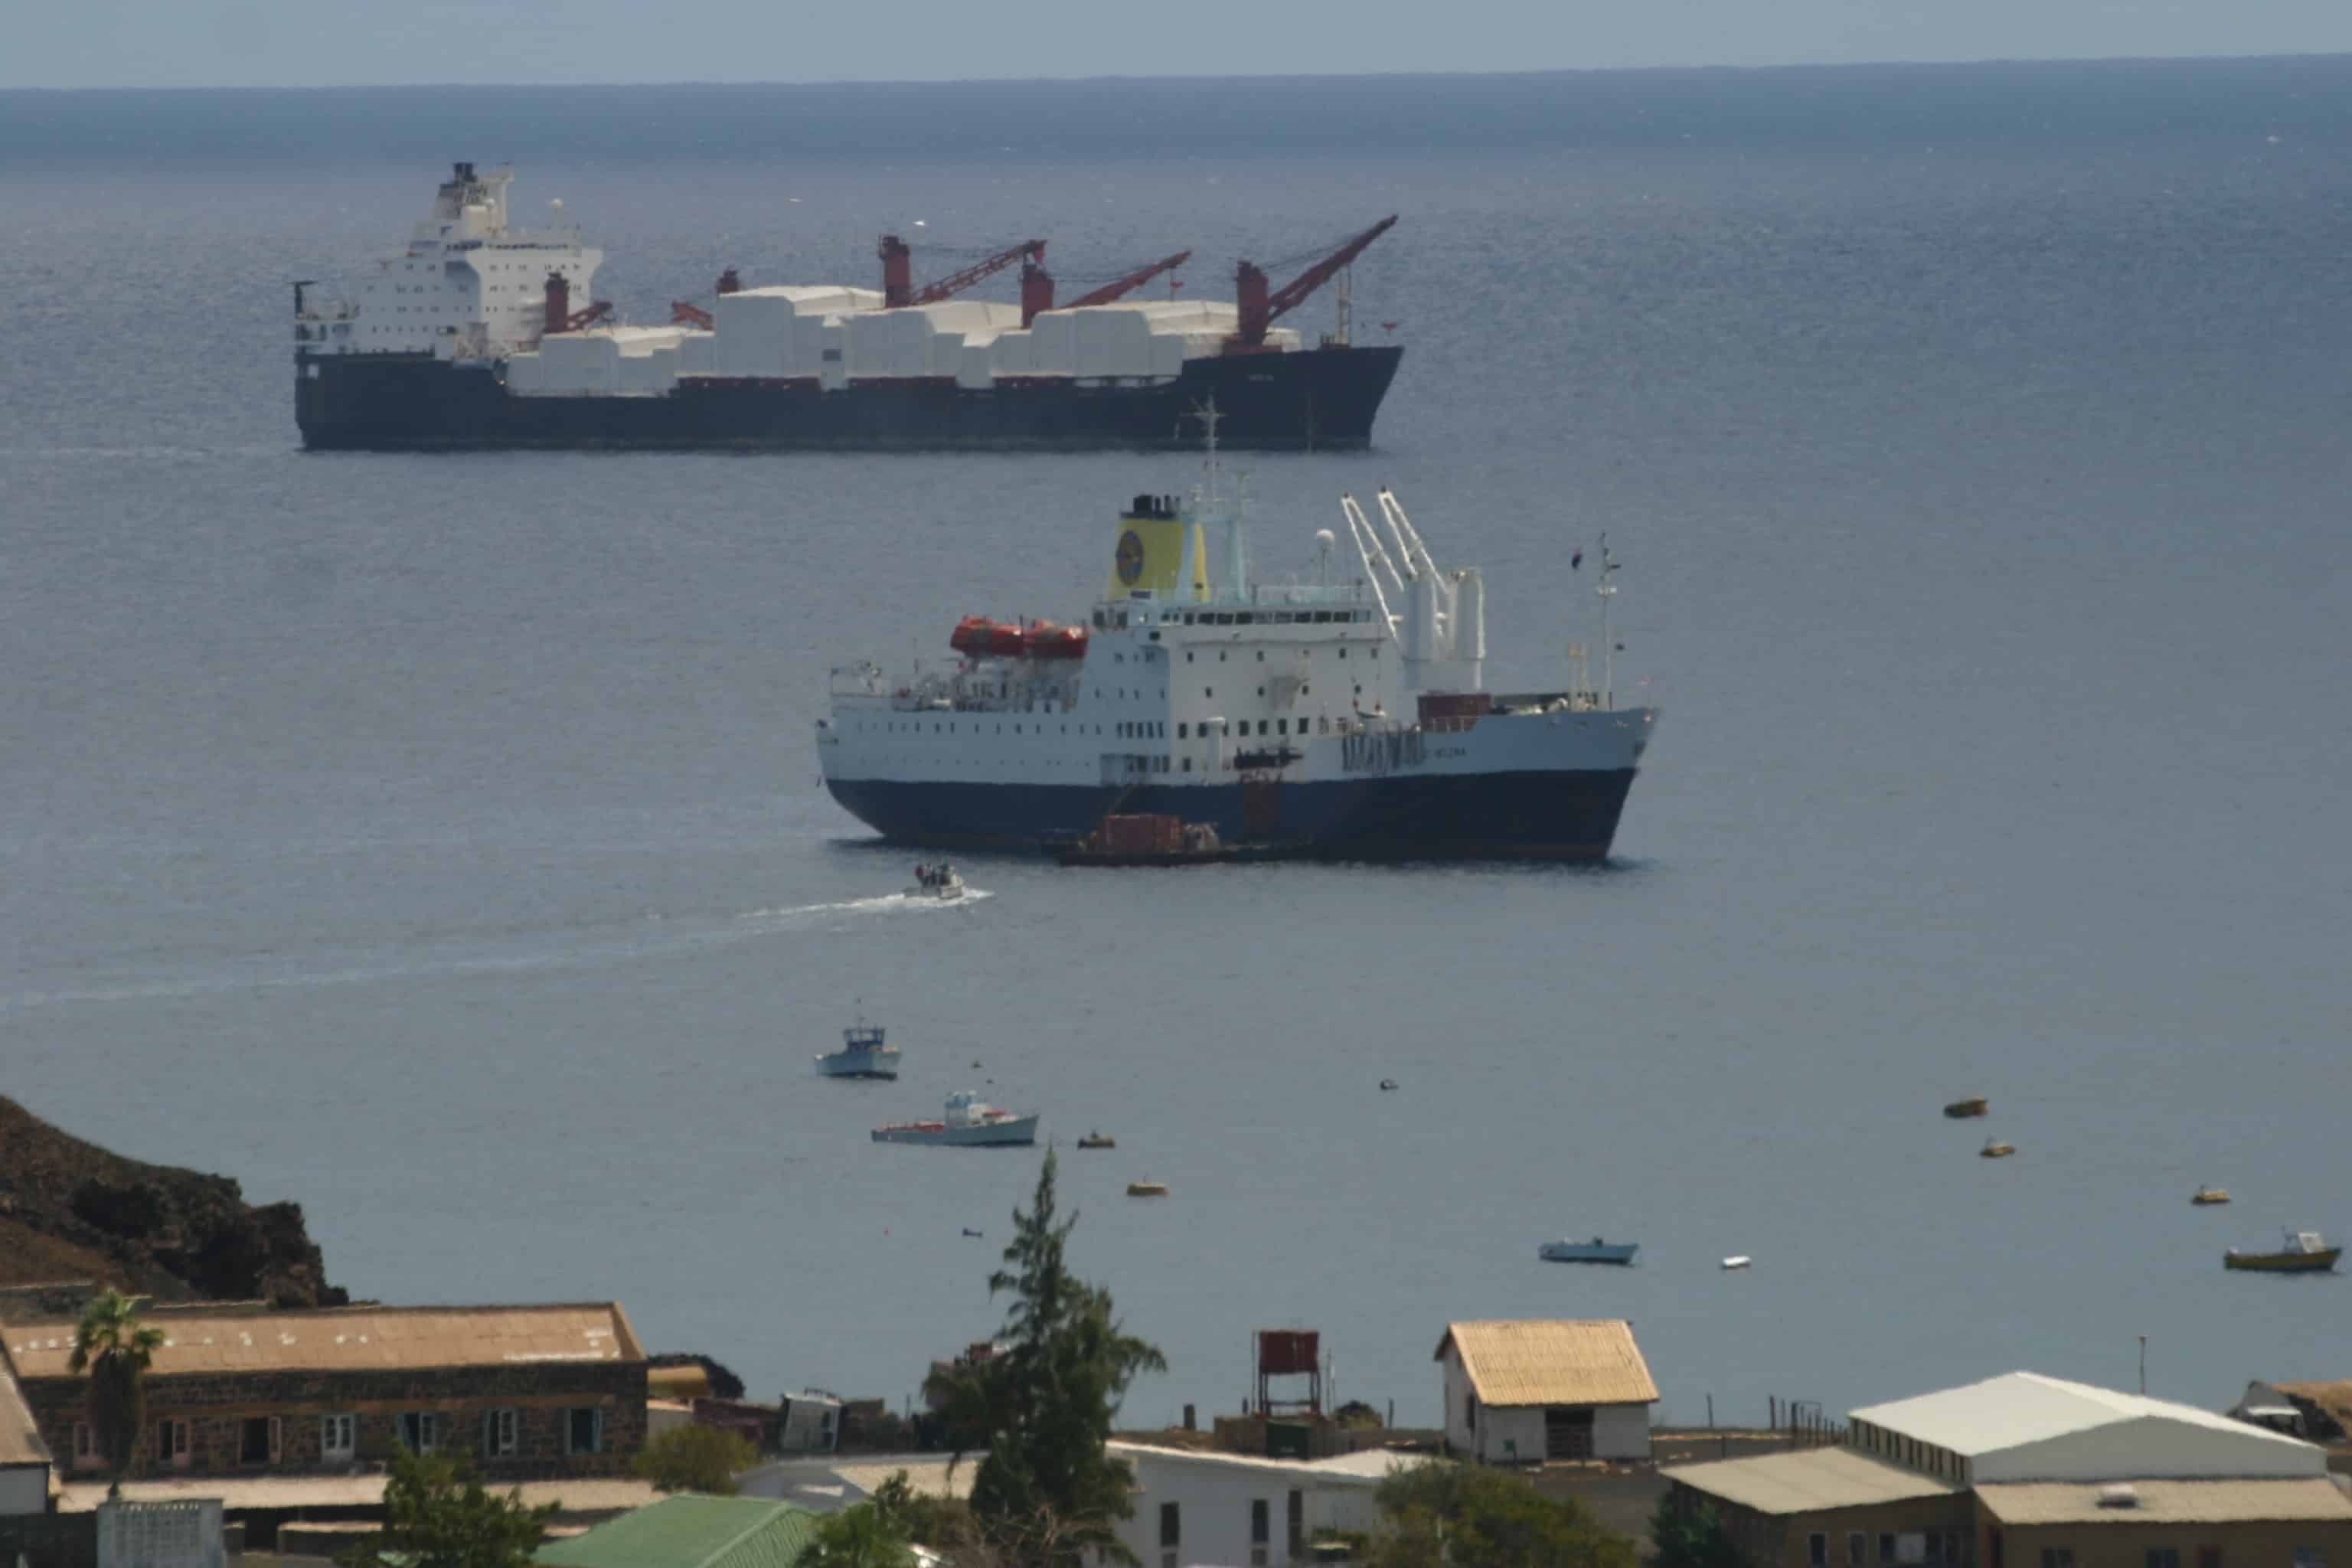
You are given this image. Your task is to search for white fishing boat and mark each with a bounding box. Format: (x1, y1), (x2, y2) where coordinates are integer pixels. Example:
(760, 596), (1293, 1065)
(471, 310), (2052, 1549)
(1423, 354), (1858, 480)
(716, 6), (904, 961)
(1538, 1237), (1638, 1266)
(815, 1022), (901, 1080)
(872, 1090), (1038, 1147)
(907, 862), (965, 900)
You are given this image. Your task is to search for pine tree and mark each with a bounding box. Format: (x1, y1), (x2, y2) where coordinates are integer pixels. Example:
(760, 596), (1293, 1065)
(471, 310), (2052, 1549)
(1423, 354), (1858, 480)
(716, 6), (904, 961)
(924, 1149), (1166, 1566)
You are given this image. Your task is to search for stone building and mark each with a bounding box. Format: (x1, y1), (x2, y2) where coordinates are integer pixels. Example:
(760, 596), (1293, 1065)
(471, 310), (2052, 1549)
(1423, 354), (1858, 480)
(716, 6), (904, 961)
(6, 1300), (648, 1484)
(1664, 1372), (2352, 1568)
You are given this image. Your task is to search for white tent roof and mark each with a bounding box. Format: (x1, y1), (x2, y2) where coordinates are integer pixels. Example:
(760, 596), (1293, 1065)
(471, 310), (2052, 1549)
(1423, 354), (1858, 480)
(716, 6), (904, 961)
(1851, 1373), (2318, 1465)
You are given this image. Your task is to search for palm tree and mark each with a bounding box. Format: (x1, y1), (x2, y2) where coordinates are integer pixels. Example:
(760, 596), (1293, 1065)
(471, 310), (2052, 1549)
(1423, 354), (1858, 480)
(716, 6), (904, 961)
(68, 1289), (165, 1498)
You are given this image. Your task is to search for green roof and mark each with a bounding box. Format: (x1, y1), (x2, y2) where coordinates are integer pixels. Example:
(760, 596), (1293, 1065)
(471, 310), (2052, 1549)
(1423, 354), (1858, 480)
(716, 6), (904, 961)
(537, 1494), (819, 1568)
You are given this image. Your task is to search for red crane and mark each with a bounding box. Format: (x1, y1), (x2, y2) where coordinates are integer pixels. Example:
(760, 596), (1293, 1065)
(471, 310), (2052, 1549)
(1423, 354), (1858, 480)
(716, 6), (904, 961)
(1061, 251), (1194, 312)
(669, 269), (741, 331)
(879, 235), (1047, 309)
(541, 272), (612, 336)
(1229, 216), (1397, 351)
(1018, 250), (1192, 326)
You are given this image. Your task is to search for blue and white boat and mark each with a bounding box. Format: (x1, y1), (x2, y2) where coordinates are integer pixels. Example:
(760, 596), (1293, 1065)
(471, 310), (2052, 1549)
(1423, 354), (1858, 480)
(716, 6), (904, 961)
(1538, 1237), (1638, 1265)
(816, 1022), (901, 1080)
(872, 1090), (1039, 1147)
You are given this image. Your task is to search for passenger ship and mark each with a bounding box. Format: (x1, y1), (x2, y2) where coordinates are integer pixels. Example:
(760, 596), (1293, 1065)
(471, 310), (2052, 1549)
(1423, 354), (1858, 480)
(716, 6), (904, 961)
(815, 441), (1659, 860)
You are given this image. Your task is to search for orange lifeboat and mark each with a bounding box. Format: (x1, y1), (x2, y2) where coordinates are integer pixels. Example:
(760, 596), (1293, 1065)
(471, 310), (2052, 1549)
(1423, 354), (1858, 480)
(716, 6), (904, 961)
(1023, 622), (1089, 659)
(950, 615), (1023, 659)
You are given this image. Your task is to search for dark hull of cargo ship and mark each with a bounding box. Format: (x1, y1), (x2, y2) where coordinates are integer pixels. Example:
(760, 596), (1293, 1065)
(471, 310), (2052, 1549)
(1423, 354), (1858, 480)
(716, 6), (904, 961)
(296, 344), (1403, 452)
(824, 768), (1639, 862)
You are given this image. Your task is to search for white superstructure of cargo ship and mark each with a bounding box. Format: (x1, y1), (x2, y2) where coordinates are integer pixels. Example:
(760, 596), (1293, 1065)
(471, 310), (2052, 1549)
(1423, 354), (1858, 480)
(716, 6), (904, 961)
(816, 434), (1659, 860)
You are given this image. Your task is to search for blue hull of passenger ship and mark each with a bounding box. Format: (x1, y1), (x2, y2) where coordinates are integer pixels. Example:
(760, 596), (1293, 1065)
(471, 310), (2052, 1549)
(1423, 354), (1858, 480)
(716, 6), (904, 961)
(823, 768), (1639, 861)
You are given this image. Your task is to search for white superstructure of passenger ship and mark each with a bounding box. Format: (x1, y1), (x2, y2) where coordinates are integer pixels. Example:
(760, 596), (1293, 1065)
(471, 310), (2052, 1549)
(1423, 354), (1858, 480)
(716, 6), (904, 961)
(816, 431), (1660, 861)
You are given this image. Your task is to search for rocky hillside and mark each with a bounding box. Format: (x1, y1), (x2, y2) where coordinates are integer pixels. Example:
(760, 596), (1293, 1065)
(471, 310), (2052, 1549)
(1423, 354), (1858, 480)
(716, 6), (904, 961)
(0, 1096), (343, 1308)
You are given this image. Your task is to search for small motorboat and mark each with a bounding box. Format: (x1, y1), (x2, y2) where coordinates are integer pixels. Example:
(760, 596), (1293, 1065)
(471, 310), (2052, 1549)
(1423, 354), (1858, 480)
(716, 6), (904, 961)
(1378, 1079), (1400, 1092)
(815, 1021), (901, 1080)
(1539, 1237), (1638, 1266)
(872, 1090), (1037, 1147)
(1980, 1138), (2016, 1158)
(1126, 1179), (1170, 1197)
(960, 1227), (984, 1238)
(2192, 1186), (2232, 1206)
(1943, 1096), (1989, 1119)
(2224, 1229), (2341, 1273)
(907, 862), (965, 900)
(1076, 1132), (1116, 1150)
(1721, 1256), (1753, 1270)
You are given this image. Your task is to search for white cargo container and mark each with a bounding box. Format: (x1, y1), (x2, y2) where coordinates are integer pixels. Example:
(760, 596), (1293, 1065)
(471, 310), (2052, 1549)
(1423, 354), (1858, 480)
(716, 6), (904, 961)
(990, 330), (1034, 374)
(818, 318), (850, 390)
(956, 341), (995, 390)
(1027, 311), (1079, 374)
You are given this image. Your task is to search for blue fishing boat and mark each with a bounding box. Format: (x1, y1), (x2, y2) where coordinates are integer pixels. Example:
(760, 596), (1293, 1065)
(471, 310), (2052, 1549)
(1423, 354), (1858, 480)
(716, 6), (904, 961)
(1539, 1237), (1638, 1266)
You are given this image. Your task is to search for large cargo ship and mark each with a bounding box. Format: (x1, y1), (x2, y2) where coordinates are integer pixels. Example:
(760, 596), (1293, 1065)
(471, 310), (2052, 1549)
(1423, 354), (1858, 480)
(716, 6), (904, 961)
(295, 164), (1404, 452)
(816, 433), (1659, 860)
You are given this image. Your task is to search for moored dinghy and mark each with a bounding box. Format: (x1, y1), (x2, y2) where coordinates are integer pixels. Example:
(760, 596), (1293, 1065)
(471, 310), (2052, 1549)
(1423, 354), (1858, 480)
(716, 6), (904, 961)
(2192, 1185), (2231, 1205)
(1539, 1236), (1638, 1265)
(2224, 1230), (2341, 1272)
(1944, 1096), (1989, 1119)
(1980, 1138), (2016, 1158)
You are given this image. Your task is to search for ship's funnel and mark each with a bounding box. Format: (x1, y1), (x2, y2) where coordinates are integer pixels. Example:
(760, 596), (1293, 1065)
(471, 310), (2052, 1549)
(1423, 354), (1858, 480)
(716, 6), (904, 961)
(1106, 495), (1208, 603)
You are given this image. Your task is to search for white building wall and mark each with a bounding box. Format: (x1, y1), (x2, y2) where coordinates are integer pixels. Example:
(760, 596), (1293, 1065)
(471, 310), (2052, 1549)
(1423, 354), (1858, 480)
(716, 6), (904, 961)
(1439, 1342), (1650, 1462)
(1974, 1416), (2327, 1483)
(1108, 1449), (1379, 1568)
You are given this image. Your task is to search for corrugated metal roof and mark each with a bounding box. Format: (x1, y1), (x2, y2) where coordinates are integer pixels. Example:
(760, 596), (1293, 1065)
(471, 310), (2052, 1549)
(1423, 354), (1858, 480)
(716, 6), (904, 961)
(1851, 1373), (2316, 1460)
(7, 1303), (644, 1379)
(831, 1459), (970, 1502)
(537, 1495), (818, 1568)
(1107, 1442), (1414, 1486)
(1976, 1478), (2352, 1525)
(56, 1475), (661, 1514)
(1664, 1449), (1963, 1515)
(1434, 1321), (1658, 1408)
(0, 1358), (53, 1467)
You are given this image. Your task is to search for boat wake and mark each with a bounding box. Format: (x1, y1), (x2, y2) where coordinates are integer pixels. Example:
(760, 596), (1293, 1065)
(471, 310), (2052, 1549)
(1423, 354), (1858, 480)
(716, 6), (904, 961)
(734, 887), (991, 924)
(5, 889), (991, 1011)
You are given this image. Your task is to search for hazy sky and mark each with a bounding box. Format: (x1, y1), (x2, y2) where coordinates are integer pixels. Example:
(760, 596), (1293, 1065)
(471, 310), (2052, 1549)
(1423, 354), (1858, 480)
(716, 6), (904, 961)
(12, 0), (2352, 90)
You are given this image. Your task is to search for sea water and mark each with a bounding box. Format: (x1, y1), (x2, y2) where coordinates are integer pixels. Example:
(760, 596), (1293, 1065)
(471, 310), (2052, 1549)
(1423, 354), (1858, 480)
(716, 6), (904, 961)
(2, 60), (2349, 1426)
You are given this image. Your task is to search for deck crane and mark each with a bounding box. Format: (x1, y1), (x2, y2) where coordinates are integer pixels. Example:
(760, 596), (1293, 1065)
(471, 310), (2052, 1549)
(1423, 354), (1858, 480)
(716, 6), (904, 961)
(669, 268), (743, 331)
(1229, 216), (1398, 352)
(540, 271), (612, 336)
(1019, 250), (1194, 325)
(878, 235), (1047, 309)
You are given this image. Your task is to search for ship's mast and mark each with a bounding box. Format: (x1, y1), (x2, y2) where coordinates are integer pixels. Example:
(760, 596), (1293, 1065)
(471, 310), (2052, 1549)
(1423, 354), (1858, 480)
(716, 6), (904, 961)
(1595, 534), (1619, 710)
(1189, 397), (1246, 600)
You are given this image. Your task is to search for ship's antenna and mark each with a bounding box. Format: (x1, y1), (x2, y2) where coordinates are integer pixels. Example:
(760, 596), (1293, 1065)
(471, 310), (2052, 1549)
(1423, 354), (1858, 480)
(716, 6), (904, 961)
(1595, 534), (1619, 710)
